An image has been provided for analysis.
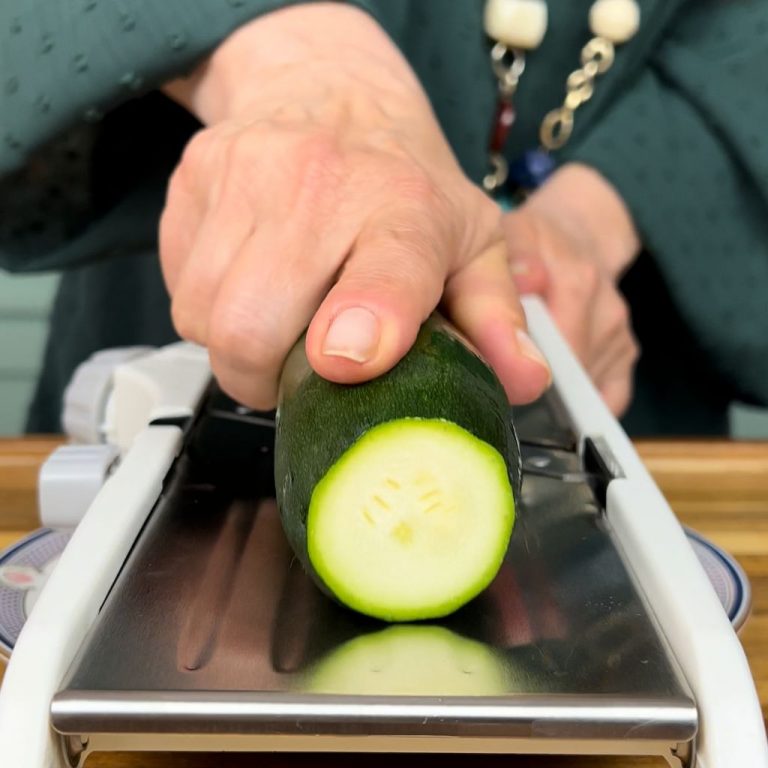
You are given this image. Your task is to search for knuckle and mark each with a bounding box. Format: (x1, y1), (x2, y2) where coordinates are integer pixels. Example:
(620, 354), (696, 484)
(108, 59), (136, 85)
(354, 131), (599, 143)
(158, 204), (178, 265)
(164, 164), (187, 207)
(467, 184), (505, 232)
(356, 258), (440, 305)
(606, 294), (632, 337)
(615, 389), (632, 416)
(473, 188), (505, 229)
(603, 378), (633, 417)
(215, 370), (277, 412)
(613, 295), (631, 326)
(226, 126), (262, 166)
(179, 128), (215, 173)
(390, 170), (444, 214)
(207, 304), (282, 376)
(372, 214), (446, 283)
(292, 132), (346, 195)
(370, 174), (455, 275)
(170, 297), (201, 343)
(576, 259), (601, 292)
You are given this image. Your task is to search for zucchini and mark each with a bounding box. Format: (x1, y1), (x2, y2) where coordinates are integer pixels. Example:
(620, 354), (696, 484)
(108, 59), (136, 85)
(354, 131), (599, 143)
(275, 315), (520, 622)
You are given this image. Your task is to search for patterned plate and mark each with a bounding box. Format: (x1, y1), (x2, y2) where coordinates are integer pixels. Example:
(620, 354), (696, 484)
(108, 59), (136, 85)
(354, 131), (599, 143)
(0, 529), (71, 659)
(0, 526), (752, 659)
(685, 527), (751, 631)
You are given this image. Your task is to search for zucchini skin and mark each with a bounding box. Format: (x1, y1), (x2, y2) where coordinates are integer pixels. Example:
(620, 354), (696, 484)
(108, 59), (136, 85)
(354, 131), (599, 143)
(274, 315), (521, 594)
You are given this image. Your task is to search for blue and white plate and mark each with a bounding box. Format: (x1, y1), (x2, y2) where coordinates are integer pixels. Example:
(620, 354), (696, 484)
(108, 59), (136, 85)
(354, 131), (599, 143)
(685, 527), (751, 631)
(0, 529), (71, 659)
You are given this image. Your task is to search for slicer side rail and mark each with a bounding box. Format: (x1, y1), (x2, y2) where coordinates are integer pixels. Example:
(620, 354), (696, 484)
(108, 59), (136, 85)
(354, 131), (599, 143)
(522, 295), (768, 768)
(0, 427), (183, 768)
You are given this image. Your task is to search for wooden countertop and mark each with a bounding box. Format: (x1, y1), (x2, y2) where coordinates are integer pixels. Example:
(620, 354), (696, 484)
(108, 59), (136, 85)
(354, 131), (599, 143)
(1, 436), (767, 767)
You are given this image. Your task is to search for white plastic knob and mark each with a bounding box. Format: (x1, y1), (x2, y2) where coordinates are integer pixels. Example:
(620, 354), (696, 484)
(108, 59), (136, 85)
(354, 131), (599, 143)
(62, 347), (152, 444)
(589, 0), (641, 44)
(106, 342), (211, 453)
(38, 443), (120, 529)
(484, 0), (548, 50)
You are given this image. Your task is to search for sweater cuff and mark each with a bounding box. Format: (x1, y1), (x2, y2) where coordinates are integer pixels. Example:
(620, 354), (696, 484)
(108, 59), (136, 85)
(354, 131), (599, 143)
(1, 0), (319, 173)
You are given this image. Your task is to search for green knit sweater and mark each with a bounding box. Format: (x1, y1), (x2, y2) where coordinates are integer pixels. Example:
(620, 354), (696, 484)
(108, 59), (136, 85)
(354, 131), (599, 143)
(1, 0), (767, 434)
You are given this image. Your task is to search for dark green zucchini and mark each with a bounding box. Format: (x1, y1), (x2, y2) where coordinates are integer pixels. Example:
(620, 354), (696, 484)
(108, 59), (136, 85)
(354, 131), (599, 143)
(274, 315), (520, 622)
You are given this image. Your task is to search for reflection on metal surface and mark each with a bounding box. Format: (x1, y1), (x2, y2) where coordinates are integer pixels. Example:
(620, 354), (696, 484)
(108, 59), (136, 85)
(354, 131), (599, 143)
(177, 500), (256, 671)
(300, 625), (508, 697)
(51, 390), (696, 760)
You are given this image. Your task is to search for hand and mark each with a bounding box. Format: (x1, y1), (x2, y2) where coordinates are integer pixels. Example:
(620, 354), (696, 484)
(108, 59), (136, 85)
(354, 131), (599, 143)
(160, 4), (550, 410)
(503, 164), (641, 415)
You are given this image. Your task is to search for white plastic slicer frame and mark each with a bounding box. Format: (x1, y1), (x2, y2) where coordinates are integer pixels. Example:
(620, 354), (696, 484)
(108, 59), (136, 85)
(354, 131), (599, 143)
(523, 296), (767, 767)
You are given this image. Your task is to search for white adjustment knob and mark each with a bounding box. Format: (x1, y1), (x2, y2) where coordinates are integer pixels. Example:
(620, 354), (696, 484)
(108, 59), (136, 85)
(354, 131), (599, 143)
(62, 347), (152, 444)
(38, 443), (120, 529)
(106, 342), (211, 454)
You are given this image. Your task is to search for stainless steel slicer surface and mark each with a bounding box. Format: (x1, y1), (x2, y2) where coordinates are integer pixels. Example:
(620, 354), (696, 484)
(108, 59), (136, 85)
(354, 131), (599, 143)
(51, 392), (697, 766)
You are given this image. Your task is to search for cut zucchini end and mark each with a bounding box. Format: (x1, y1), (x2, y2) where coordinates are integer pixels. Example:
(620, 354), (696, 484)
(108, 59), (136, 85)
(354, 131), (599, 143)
(307, 418), (515, 622)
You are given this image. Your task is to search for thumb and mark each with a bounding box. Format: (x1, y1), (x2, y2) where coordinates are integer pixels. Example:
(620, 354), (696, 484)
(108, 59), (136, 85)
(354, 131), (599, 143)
(305, 215), (551, 406)
(305, 213), (445, 383)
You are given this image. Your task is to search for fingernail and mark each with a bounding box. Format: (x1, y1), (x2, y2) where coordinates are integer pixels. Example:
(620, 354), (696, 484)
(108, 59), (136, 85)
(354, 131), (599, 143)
(323, 307), (380, 363)
(516, 328), (551, 380)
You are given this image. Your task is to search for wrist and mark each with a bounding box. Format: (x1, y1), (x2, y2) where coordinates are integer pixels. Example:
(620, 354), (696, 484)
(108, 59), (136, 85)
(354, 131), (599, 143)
(526, 162), (641, 279)
(164, 4), (424, 126)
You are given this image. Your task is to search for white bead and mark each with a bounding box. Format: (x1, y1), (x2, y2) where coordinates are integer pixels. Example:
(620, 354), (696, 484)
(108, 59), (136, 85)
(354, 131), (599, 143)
(484, 0), (548, 50)
(589, 0), (640, 44)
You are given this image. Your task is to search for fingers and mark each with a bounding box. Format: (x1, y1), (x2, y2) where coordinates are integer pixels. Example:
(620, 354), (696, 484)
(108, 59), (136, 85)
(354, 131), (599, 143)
(204, 216), (358, 408)
(169, 187), (258, 343)
(442, 240), (551, 404)
(502, 209), (637, 413)
(159, 163), (206, 294)
(542, 257), (603, 362)
(588, 294), (639, 385)
(205, 196), (552, 410)
(163, 126), (553, 411)
(599, 356), (636, 417)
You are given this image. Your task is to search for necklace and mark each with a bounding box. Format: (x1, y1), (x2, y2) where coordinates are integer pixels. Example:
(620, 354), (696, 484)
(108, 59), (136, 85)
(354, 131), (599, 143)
(482, 0), (641, 196)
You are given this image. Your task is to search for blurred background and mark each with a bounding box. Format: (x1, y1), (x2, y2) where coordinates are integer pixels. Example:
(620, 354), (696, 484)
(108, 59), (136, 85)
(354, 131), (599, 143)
(0, 272), (57, 434)
(1, 270), (767, 437)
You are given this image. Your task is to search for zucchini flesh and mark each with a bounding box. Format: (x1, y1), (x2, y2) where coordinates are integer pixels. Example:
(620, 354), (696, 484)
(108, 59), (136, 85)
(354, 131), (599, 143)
(308, 418), (514, 621)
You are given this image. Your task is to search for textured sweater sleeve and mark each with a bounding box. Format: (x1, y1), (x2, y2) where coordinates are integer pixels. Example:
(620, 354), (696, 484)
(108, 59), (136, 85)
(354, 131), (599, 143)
(0, 0), (312, 175)
(0, 0), (310, 273)
(0, 0), (410, 272)
(566, 0), (768, 405)
(0, 0), (412, 174)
